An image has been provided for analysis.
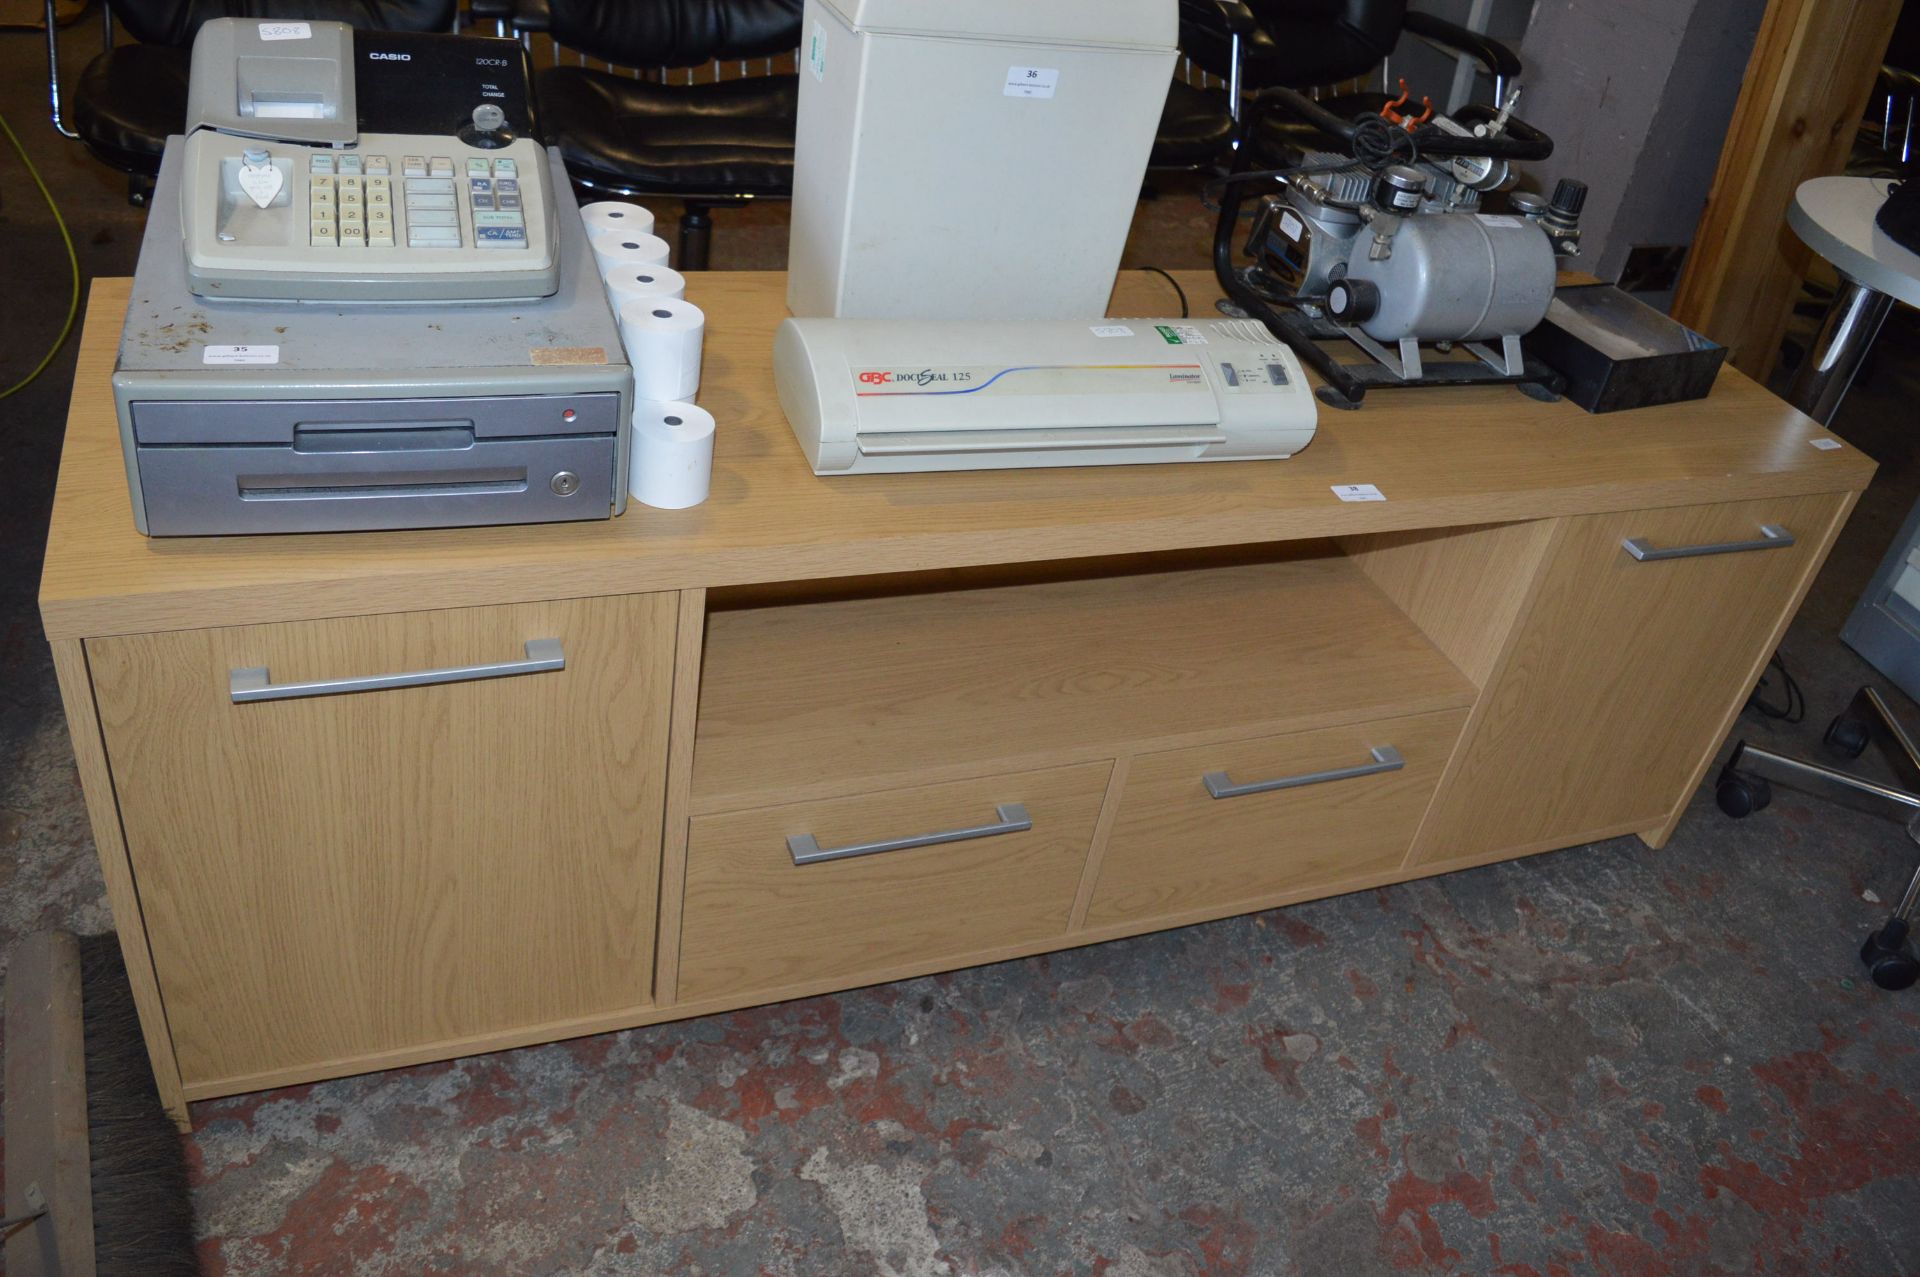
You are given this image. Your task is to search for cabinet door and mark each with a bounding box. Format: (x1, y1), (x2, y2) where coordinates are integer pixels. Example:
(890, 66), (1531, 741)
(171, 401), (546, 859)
(88, 594), (675, 1092)
(1410, 493), (1847, 868)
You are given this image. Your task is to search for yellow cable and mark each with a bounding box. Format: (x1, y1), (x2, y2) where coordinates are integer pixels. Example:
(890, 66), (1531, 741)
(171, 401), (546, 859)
(0, 109), (81, 400)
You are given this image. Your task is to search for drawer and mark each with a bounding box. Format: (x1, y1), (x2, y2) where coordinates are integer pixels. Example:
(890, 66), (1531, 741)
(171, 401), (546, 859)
(87, 594), (676, 1089)
(1085, 709), (1468, 928)
(677, 763), (1112, 1002)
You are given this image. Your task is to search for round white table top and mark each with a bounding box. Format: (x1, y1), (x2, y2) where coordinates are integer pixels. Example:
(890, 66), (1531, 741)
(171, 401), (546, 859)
(1788, 175), (1920, 308)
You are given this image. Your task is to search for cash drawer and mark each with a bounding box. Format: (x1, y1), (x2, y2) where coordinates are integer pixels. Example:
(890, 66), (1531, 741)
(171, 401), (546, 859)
(1085, 710), (1468, 928)
(677, 763), (1112, 1003)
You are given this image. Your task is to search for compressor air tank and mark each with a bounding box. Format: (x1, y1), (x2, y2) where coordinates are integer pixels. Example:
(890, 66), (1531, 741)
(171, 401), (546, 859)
(1329, 210), (1558, 344)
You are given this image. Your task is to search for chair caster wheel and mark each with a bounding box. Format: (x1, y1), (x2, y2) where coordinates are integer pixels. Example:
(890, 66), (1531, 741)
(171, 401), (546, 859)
(1716, 768), (1772, 819)
(1862, 919), (1918, 989)
(1824, 715), (1871, 759)
(1868, 952), (1920, 990)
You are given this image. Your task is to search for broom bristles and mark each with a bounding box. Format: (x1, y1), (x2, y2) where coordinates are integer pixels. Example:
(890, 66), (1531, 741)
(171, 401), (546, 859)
(78, 933), (198, 1276)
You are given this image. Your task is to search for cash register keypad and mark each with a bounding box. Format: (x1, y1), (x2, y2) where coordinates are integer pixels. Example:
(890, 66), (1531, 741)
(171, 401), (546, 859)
(308, 152), (526, 250)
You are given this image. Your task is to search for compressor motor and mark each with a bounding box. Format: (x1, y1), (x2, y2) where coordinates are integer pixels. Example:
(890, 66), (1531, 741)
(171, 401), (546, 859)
(1247, 160), (1588, 346)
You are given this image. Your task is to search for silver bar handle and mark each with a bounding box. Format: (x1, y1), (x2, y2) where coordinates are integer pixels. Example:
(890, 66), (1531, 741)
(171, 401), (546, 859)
(1621, 524), (1795, 562)
(1205, 745), (1404, 800)
(787, 803), (1032, 866)
(230, 638), (564, 703)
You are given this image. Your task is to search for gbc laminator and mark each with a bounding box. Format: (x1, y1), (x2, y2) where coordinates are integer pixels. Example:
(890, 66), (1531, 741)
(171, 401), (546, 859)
(773, 317), (1318, 474)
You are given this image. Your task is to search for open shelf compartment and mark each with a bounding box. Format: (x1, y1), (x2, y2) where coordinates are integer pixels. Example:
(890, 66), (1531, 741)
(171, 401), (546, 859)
(691, 543), (1479, 814)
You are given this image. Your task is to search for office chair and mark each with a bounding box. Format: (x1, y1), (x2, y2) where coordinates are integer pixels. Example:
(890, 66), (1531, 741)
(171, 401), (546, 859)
(1150, 0), (1257, 172)
(1717, 686), (1920, 991)
(1160, 0), (1522, 170)
(44, 0), (459, 203)
(498, 0), (802, 270)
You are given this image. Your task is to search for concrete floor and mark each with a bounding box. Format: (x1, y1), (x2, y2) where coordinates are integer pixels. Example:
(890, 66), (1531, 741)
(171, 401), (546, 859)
(5, 15), (1920, 1275)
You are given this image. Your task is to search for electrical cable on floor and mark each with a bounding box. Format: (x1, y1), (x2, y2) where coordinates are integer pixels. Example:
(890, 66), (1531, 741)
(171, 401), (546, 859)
(1138, 265), (1188, 318)
(1748, 651), (1806, 723)
(0, 109), (81, 402)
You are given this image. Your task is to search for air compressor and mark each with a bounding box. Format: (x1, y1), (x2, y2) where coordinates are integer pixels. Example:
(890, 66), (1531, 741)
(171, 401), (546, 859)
(1216, 85), (1585, 407)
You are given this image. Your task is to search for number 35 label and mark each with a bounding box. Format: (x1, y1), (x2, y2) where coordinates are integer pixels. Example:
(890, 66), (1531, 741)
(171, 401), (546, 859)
(1005, 67), (1060, 99)
(203, 344), (280, 366)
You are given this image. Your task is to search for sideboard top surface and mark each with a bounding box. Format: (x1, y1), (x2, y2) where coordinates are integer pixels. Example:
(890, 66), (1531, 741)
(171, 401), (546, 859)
(40, 271), (1874, 639)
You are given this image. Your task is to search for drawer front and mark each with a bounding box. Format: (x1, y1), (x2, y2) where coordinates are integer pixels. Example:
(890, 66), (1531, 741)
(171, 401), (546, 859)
(1085, 710), (1468, 928)
(1410, 492), (1847, 866)
(88, 594), (676, 1089)
(678, 763), (1112, 1002)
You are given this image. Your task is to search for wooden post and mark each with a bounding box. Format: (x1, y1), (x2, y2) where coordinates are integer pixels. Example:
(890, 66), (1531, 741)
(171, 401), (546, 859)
(1671, 0), (1901, 383)
(4, 932), (97, 1277)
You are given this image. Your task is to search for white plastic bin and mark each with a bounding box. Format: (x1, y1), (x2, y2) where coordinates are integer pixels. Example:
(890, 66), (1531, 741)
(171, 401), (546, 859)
(786, 0), (1177, 320)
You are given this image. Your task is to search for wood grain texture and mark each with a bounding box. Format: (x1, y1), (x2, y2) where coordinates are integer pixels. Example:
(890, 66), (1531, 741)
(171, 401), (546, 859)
(677, 763), (1111, 1002)
(1084, 710), (1466, 927)
(651, 587), (707, 1006)
(1068, 755), (1133, 930)
(41, 274), (1874, 642)
(1642, 489), (1858, 848)
(47, 638), (190, 1126)
(1343, 521), (1559, 688)
(88, 595), (675, 1086)
(1407, 493), (1847, 868)
(2, 932), (95, 1277)
(178, 841), (1421, 1104)
(692, 552), (1478, 812)
(1670, 0), (1902, 378)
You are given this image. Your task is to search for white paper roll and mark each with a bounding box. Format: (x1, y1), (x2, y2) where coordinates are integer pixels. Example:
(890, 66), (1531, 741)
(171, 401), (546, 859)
(621, 297), (705, 402)
(606, 265), (689, 310)
(591, 232), (673, 277)
(579, 200), (656, 241)
(631, 401), (714, 509)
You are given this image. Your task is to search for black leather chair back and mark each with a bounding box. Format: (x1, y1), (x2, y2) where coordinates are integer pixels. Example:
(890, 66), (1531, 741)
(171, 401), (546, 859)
(1251, 0), (1404, 87)
(109, 0), (456, 48)
(541, 0), (802, 69)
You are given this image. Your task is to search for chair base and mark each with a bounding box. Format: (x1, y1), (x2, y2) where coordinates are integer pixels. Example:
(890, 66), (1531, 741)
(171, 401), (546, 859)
(1719, 685), (1920, 991)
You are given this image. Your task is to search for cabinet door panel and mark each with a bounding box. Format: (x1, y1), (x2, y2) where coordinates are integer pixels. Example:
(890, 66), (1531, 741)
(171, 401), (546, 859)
(1410, 493), (1846, 867)
(88, 594), (675, 1088)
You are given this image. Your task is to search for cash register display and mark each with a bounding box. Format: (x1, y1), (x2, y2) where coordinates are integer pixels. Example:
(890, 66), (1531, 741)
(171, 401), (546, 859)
(177, 20), (559, 302)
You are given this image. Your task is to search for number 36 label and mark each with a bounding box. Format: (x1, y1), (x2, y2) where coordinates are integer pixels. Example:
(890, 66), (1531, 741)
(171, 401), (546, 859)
(1005, 67), (1060, 99)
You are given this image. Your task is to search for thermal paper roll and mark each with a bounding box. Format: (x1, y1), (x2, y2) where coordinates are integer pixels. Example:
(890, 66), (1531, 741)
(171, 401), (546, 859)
(620, 297), (705, 402)
(579, 201), (656, 241)
(631, 401), (714, 509)
(606, 265), (689, 310)
(591, 232), (673, 277)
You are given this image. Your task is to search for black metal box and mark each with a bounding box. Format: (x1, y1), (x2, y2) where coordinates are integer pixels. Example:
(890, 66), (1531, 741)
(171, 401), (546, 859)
(1524, 284), (1727, 413)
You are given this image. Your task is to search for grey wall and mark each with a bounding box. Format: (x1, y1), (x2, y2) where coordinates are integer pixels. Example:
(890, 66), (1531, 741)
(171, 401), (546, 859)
(1399, 0), (1770, 288)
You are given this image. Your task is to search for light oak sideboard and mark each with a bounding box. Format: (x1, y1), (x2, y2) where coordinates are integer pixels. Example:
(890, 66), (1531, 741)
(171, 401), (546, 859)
(40, 272), (1874, 1127)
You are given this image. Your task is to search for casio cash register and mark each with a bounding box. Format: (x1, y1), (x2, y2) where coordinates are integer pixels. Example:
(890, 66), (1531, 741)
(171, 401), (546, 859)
(112, 18), (632, 535)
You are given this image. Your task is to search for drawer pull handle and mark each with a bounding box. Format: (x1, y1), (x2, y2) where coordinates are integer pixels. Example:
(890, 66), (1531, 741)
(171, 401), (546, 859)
(229, 638), (565, 703)
(1204, 745), (1404, 800)
(1621, 524), (1794, 562)
(786, 803), (1033, 866)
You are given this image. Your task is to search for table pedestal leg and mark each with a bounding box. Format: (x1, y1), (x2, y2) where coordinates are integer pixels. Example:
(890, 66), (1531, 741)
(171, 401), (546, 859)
(1788, 272), (1895, 426)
